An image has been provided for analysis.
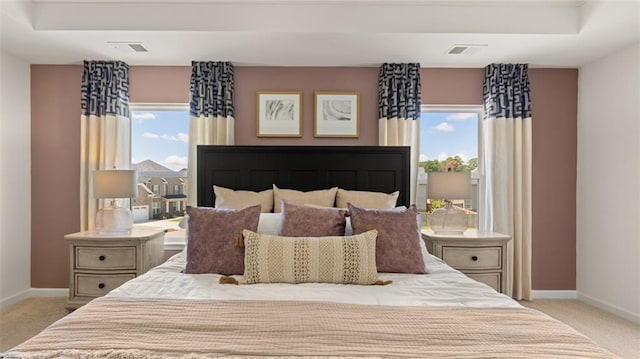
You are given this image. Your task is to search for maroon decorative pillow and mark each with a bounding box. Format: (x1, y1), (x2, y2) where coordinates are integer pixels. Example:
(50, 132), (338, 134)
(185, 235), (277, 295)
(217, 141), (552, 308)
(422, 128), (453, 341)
(278, 201), (347, 237)
(185, 205), (261, 275)
(348, 203), (425, 274)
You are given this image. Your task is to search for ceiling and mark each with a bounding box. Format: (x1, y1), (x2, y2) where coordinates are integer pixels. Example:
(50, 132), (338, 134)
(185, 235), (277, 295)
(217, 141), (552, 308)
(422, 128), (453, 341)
(1, 0), (638, 68)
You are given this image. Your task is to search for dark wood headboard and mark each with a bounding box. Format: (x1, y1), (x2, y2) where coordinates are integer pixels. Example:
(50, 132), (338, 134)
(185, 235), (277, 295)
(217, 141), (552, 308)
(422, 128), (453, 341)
(197, 145), (410, 208)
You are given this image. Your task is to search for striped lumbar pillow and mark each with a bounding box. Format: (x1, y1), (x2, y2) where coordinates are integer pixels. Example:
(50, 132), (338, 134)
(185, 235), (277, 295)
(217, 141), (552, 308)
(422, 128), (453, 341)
(240, 229), (383, 285)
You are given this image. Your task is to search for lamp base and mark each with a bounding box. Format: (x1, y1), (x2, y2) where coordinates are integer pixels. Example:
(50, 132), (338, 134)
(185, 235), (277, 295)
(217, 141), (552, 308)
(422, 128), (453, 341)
(96, 200), (133, 234)
(430, 203), (468, 235)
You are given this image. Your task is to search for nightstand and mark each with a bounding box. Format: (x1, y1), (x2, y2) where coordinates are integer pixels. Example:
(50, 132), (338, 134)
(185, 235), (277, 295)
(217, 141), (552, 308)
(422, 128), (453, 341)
(65, 228), (165, 310)
(422, 230), (512, 296)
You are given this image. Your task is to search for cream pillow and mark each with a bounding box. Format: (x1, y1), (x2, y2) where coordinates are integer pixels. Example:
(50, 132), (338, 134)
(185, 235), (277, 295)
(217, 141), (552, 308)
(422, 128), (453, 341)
(241, 229), (380, 285)
(336, 188), (399, 209)
(214, 185), (273, 213)
(272, 185), (338, 213)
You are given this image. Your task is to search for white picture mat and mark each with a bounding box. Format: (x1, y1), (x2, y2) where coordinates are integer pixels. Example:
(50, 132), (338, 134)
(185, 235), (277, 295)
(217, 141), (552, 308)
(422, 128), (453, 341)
(257, 92), (302, 137)
(314, 92), (359, 137)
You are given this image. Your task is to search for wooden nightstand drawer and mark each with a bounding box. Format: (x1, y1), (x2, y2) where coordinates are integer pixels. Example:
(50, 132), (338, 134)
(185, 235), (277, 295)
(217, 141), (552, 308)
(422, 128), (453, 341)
(466, 273), (501, 292)
(75, 273), (135, 297)
(441, 246), (502, 270)
(76, 246), (136, 270)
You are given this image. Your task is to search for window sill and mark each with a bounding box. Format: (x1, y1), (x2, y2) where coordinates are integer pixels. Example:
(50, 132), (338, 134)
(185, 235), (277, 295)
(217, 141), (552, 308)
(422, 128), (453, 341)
(133, 224), (186, 251)
(164, 229), (186, 251)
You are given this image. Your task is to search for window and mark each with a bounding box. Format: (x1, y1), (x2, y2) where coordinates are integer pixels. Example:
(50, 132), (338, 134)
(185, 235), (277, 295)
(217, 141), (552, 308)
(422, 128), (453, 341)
(418, 105), (482, 229)
(171, 202), (180, 213)
(130, 104), (189, 228)
(152, 202), (161, 215)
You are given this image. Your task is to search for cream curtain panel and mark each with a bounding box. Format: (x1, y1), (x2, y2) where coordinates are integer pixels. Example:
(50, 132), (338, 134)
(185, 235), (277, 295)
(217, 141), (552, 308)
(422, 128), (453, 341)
(377, 63), (421, 203)
(187, 61), (235, 206)
(80, 61), (131, 231)
(480, 63), (532, 300)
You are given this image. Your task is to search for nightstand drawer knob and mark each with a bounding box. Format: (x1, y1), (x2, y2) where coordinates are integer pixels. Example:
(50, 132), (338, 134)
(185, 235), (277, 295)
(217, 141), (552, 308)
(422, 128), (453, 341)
(471, 256), (478, 261)
(99, 255), (106, 261)
(98, 283), (105, 289)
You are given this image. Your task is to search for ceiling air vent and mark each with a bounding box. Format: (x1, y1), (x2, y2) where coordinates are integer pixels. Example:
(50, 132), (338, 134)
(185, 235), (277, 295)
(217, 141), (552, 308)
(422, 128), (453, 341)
(128, 43), (148, 52)
(445, 44), (488, 55)
(108, 41), (149, 53)
(448, 46), (468, 55)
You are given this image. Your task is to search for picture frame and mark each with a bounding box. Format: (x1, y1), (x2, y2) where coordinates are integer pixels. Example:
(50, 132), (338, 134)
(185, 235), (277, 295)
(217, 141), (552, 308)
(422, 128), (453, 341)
(314, 91), (360, 138)
(256, 91), (302, 137)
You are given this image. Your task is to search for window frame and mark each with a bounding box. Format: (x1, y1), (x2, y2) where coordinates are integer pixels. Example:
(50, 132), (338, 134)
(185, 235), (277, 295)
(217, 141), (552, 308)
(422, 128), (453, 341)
(419, 104), (484, 229)
(130, 103), (190, 250)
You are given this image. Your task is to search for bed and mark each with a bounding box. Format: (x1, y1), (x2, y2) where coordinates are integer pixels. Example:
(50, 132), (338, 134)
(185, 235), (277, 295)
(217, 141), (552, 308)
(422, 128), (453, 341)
(3, 146), (616, 358)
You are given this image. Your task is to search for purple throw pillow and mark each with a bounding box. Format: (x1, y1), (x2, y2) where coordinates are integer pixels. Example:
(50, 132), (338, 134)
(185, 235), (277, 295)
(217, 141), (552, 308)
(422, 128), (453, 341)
(278, 201), (347, 237)
(348, 203), (426, 274)
(185, 205), (261, 275)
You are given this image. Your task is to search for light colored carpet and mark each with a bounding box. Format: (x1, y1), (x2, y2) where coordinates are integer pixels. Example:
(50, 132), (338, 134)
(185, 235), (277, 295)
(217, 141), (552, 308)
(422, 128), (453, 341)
(520, 299), (640, 359)
(0, 297), (68, 352)
(1, 297), (638, 358)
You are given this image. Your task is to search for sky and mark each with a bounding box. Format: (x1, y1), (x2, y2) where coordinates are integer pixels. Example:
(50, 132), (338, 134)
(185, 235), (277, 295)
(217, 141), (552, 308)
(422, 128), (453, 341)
(131, 109), (478, 170)
(131, 110), (189, 171)
(419, 112), (478, 163)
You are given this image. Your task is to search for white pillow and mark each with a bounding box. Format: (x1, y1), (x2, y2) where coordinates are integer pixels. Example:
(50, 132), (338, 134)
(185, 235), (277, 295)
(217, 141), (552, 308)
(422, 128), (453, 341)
(256, 213), (281, 235)
(273, 185), (337, 213)
(336, 188), (399, 209)
(214, 185), (274, 213)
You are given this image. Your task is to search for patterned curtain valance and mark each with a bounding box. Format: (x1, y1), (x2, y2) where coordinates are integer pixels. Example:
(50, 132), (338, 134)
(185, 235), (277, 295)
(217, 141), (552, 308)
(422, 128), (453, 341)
(190, 61), (235, 118)
(81, 60), (130, 117)
(377, 63), (421, 121)
(482, 63), (532, 120)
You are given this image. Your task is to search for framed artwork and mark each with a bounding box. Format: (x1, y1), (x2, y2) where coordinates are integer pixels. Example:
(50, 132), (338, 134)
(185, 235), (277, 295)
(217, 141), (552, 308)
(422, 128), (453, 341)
(256, 91), (302, 137)
(314, 91), (360, 138)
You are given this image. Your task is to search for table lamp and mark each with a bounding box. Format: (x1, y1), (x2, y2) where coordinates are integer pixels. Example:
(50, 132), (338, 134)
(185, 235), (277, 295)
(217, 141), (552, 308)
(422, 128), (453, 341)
(94, 169), (138, 234)
(427, 171), (472, 234)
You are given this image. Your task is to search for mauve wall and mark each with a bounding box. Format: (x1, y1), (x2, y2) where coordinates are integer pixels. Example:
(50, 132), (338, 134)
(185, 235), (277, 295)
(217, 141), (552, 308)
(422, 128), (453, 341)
(528, 69), (578, 290)
(30, 65), (577, 290)
(235, 67), (379, 146)
(31, 65), (83, 288)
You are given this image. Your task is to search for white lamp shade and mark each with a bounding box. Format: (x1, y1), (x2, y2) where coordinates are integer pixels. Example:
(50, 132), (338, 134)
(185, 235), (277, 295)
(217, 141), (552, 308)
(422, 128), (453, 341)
(93, 170), (138, 199)
(427, 171), (472, 200)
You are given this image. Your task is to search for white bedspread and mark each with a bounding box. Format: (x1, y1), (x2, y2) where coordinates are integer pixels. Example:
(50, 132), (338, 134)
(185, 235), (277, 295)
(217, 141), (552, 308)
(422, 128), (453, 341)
(9, 250), (618, 358)
(108, 251), (519, 308)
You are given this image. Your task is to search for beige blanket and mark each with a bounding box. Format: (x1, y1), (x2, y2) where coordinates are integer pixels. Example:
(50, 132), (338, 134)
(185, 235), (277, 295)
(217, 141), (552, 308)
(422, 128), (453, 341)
(4, 297), (617, 359)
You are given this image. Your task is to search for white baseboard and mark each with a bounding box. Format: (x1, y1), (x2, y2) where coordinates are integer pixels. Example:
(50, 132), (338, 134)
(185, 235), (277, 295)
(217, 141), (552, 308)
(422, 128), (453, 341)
(0, 288), (31, 309)
(577, 291), (640, 324)
(29, 288), (69, 297)
(0, 288), (69, 310)
(532, 290), (577, 299)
